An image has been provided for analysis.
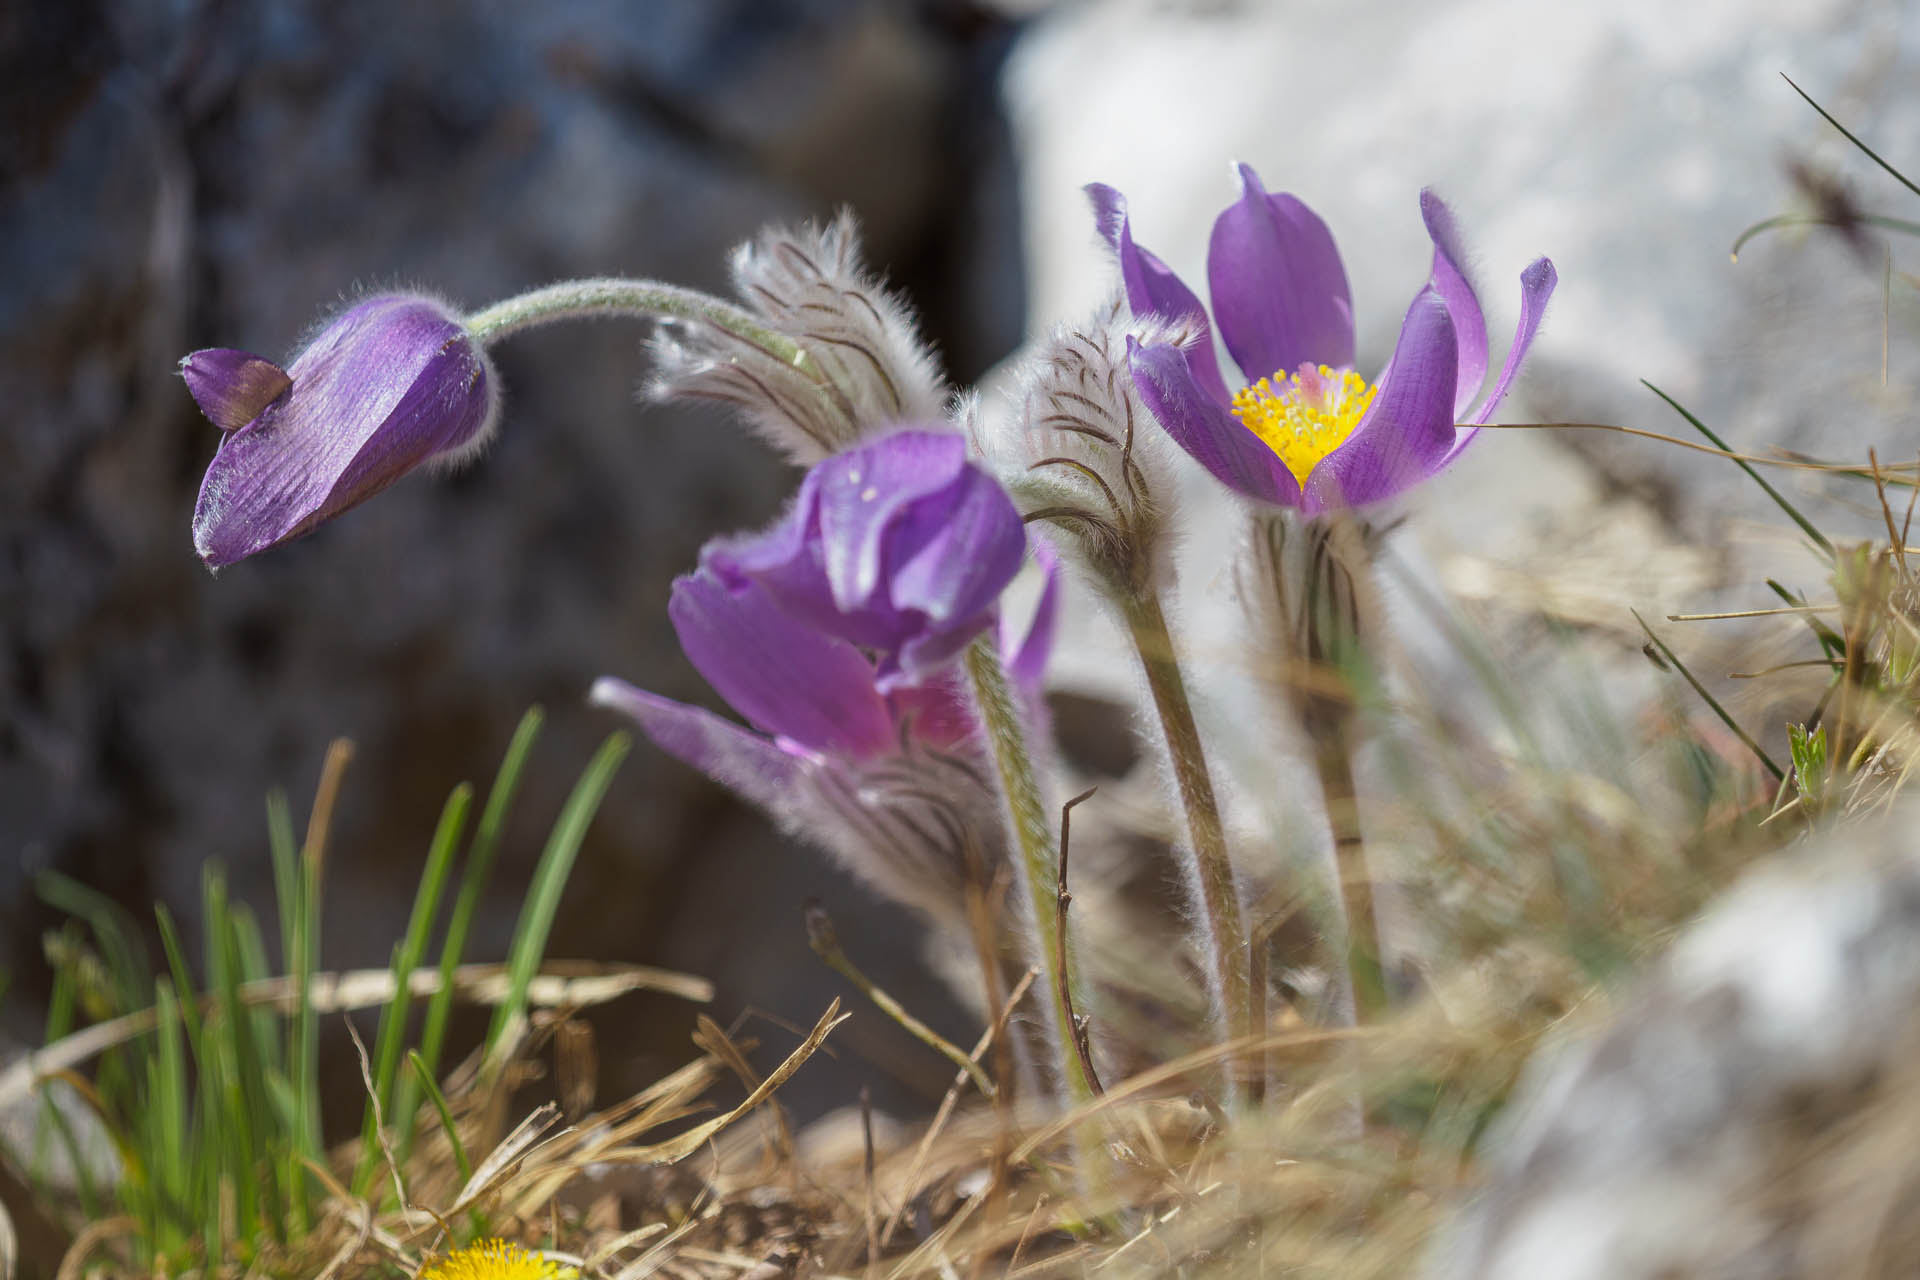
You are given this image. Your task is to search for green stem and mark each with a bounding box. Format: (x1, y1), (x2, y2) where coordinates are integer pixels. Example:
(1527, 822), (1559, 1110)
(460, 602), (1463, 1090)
(1120, 591), (1251, 1097)
(461, 277), (801, 363)
(962, 637), (1097, 1110)
(1313, 736), (1386, 1023)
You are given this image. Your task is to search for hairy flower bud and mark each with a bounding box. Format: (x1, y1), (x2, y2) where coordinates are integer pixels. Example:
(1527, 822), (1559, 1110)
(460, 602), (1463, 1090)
(183, 293), (499, 568)
(647, 213), (946, 464)
(978, 293), (1190, 600)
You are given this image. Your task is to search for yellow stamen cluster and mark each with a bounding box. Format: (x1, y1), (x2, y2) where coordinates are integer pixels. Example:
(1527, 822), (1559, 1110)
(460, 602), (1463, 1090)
(418, 1239), (578, 1280)
(1230, 365), (1377, 487)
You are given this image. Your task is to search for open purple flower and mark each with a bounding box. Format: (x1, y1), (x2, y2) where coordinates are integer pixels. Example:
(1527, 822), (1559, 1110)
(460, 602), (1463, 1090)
(183, 293), (499, 568)
(1092, 167), (1555, 515)
(592, 438), (1050, 920)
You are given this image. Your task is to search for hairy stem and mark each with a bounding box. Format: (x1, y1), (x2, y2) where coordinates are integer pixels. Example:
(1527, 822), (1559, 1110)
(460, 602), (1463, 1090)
(962, 637), (1098, 1110)
(462, 278), (801, 363)
(1313, 735), (1386, 1023)
(1120, 591), (1252, 1103)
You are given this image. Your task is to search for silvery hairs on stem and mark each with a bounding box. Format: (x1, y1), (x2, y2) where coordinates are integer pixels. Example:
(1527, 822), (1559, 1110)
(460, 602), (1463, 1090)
(648, 211), (947, 464)
(1238, 508), (1386, 739)
(973, 292), (1192, 601)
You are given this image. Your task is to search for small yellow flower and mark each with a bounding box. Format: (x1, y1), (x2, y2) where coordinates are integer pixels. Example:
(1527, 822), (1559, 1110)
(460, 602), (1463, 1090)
(418, 1238), (578, 1280)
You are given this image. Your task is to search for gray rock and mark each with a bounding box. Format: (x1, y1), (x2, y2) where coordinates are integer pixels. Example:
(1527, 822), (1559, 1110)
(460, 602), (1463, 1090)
(1427, 805), (1920, 1279)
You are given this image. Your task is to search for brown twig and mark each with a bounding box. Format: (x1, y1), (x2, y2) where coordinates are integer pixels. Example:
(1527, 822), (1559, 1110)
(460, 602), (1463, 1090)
(861, 1086), (880, 1280)
(1246, 929), (1269, 1109)
(694, 1014), (795, 1167)
(345, 1018), (408, 1209)
(804, 903), (996, 1098)
(300, 738), (356, 875)
(1053, 786), (1104, 1098)
(881, 967), (1038, 1247)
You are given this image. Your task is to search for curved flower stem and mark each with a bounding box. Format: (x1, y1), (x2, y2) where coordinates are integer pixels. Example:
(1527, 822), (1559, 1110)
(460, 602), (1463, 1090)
(1119, 591), (1251, 1105)
(962, 635), (1100, 1112)
(462, 278), (803, 364)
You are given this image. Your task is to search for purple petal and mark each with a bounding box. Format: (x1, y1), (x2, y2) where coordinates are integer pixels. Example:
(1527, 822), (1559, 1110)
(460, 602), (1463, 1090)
(703, 449), (910, 652)
(814, 430), (970, 615)
(711, 430), (1026, 685)
(1086, 181), (1129, 248)
(1127, 336), (1300, 508)
(590, 676), (811, 809)
(1004, 542), (1060, 696)
(1419, 191), (1489, 419)
(890, 609), (995, 690)
(191, 295), (497, 567)
(593, 676), (973, 921)
(1466, 256), (1557, 427)
(886, 464), (1026, 628)
(1085, 183), (1231, 404)
(1305, 288), (1458, 512)
(1207, 164), (1354, 383)
(180, 349), (292, 432)
(668, 567), (896, 758)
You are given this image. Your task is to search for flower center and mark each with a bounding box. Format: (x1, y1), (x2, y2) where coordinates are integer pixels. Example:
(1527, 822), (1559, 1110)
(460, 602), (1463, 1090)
(1229, 364), (1378, 487)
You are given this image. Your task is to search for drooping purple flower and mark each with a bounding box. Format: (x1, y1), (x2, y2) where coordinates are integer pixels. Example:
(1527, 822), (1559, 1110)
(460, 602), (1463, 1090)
(1091, 167), (1555, 515)
(591, 447), (1052, 922)
(183, 293), (500, 568)
(705, 430), (1029, 692)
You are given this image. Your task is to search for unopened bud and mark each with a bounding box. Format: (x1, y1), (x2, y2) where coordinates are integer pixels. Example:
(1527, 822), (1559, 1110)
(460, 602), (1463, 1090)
(184, 293), (500, 568)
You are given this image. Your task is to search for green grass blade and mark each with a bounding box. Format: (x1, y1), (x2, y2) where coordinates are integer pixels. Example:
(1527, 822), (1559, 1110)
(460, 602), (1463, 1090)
(395, 707), (543, 1166)
(151, 977), (191, 1251)
(153, 905), (209, 1062)
(407, 1049), (473, 1185)
(486, 731), (631, 1054)
(35, 948), (79, 1181)
(229, 903), (283, 1081)
(284, 790), (326, 1233)
(1767, 579), (1848, 662)
(267, 789), (298, 974)
(1642, 380), (1834, 559)
(203, 864), (273, 1243)
(35, 870), (149, 1018)
(1636, 609), (1785, 781)
(1731, 210), (1920, 259)
(1782, 74), (1920, 202)
(153, 900), (216, 1248)
(352, 781), (473, 1197)
(37, 1083), (102, 1219)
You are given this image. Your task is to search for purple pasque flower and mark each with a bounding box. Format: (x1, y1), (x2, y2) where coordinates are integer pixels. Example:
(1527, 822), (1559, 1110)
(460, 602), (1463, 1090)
(591, 459), (1053, 922)
(705, 430), (1030, 692)
(1091, 166), (1555, 515)
(183, 293), (499, 568)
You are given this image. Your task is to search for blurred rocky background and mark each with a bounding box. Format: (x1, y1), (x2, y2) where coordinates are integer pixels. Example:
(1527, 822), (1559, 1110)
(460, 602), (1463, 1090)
(6, 0), (1919, 1136)
(1, 0), (1028, 1124)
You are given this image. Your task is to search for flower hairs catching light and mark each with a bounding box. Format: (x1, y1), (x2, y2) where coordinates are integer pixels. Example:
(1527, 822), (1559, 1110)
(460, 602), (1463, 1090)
(648, 211), (949, 465)
(974, 292), (1191, 604)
